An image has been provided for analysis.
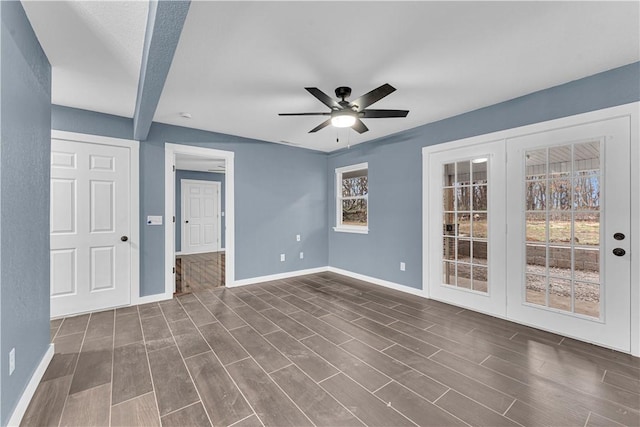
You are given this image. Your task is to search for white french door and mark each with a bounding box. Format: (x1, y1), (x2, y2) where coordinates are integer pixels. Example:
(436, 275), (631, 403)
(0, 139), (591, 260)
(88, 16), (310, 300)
(424, 113), (633, 353)
(426, 140), (506, 317)
(50, 138), (132, 317)
(181, 179), (220, 254)
(506, 116), (631, 352)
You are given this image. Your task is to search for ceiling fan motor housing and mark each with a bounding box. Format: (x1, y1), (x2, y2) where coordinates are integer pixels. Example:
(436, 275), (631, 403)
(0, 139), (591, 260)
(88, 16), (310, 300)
(335, 86), (352, 101)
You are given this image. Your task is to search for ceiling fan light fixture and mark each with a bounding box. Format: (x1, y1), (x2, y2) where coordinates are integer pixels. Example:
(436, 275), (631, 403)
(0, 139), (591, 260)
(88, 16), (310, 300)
(331, 111), (356, 128)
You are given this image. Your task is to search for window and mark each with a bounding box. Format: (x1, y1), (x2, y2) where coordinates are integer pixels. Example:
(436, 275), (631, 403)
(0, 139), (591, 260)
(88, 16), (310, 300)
(442, 158), (489, 293)
(334, 163), (368, 233)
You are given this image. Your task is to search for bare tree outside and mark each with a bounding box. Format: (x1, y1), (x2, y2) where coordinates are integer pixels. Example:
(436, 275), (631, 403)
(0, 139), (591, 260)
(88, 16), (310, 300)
(337, 166), (368, 227)
(341, 175), (368, 225)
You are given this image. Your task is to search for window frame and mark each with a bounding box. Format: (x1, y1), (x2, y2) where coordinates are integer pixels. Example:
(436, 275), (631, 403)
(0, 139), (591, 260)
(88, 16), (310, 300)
(334, 162), (369, 234)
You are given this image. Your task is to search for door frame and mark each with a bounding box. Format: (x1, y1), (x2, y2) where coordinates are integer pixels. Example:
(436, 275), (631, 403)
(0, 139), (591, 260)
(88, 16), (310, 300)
(50, 130), (140, 309)
(165, 144), (235, 295)
(180, 179), (222, 254)
(422, 102), (640, 355)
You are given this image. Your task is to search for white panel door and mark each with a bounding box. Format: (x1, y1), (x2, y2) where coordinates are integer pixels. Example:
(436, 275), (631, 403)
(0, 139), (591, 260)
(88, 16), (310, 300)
(182, 180), (220, 254)
(506, 117), (631, 352)
(427, 140), (507, 317)
(51, 139), (131, 317)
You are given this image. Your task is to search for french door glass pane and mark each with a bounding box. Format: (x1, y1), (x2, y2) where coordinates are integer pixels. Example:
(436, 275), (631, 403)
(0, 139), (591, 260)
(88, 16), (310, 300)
(443, 262), (456, 285)
(456, 161), (471, 185)
(442, 157), (489, 293)
(526, 180), (546, 210)
(526, 274), (546, 305)
(523, 142), (601, 318)
(548, 277), (572, 311)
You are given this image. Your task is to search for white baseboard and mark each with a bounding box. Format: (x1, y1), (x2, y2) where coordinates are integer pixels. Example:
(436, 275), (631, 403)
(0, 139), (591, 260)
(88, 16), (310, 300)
(228, 265), (428, 300)
(229, 266), (329, 288)
(327, 267), (427, 298)
(8, 343), (55, 427)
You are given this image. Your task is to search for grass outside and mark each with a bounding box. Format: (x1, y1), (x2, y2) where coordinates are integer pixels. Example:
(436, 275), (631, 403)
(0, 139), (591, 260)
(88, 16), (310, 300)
(456, 219), (599, 245)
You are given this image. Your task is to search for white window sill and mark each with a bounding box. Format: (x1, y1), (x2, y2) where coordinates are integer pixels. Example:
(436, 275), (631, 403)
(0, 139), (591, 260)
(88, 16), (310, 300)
(333, 226), (369, 234)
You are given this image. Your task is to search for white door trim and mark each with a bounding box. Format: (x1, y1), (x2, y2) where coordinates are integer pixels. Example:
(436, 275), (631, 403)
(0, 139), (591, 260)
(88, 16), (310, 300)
(51, 130), (141, 307)
(422, 102), (640, 356)
(165, 144), (235, 296)
(180, 179), (222, 254)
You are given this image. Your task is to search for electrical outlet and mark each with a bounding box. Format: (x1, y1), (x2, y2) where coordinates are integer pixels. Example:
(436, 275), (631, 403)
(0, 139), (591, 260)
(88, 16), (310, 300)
(9, 348), (15, 375)
(300, 252), (304, 259)
(280, 254), (285, 262)
(400, 262), (406, 271)
(296, 234), (301, 242)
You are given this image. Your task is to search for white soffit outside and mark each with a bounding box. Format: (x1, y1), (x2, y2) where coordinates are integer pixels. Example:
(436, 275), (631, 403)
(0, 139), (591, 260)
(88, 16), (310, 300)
(22, 0), (148, 118)
(22, 1), (640, 152)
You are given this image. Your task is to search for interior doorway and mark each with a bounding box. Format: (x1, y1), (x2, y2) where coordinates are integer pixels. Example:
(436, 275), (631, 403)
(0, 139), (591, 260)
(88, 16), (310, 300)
(165, 144), (234, 296)
(176, 176), (224, 293)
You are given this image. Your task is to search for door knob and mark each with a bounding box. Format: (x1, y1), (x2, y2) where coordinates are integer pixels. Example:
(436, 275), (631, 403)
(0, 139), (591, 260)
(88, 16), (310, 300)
(613, 248), (625, 257)
(121, 236), (129, 242)
(185, 220), (189, 223)
(613, 233), (625, 241)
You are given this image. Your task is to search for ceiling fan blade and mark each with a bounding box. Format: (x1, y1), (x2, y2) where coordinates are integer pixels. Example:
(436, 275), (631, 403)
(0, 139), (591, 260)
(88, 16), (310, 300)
(351, 118), (369, 134)
(309, 119), (332, 133)
(279, 112), (331, 116)
(360, 109), (409, 118)
(305, 87), (341, 110)
(350, 83), (396, 111)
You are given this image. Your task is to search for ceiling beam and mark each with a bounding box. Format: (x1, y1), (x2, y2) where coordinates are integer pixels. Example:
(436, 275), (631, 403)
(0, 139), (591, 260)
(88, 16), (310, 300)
(133, 0), (190, 141)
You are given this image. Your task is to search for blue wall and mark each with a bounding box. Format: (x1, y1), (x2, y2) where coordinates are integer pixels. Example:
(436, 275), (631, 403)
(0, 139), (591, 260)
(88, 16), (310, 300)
(51, 112), (329, 297)
(328, 62), (640, 290)
(175, 170), (226, 251)
(0, 2), (51, 425)
(51, 62), (639, 298)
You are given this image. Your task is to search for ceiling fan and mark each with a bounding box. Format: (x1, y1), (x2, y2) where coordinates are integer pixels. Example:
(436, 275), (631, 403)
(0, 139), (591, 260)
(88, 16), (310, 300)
(279, 83), (409, 134)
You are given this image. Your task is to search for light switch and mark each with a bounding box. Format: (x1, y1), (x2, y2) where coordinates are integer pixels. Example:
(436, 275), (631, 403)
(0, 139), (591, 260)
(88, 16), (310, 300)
(147, 215), (163, 225)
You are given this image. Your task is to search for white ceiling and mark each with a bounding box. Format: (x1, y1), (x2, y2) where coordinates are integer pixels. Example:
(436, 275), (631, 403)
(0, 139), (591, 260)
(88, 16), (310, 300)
(22, 1), (640, 152)
(22, 1), (148, 118)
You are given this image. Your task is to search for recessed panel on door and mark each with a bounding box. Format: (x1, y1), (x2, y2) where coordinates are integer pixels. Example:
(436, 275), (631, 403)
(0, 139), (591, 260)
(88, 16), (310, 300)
(90, 246), (115, 291)
(204, 225), (215, 245)
(51, 151), (76, 169)
(91, 180), (115, 233)
(51, 249), (76, 296)
(90, 155), (115, 171)
(189, 225), (201, 245)
(190, 198), (201, 219)
(51, 179), (76, 234)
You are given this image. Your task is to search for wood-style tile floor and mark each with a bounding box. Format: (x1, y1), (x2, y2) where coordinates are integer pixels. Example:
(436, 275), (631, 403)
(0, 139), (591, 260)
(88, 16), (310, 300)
(176, 252), (225, 294)
(23, 272), (640, 426)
